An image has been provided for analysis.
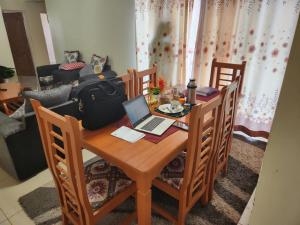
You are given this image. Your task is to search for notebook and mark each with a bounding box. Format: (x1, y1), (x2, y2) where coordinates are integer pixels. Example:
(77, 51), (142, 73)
(196, 87), (218, 96)
(111, 126), (145, 143)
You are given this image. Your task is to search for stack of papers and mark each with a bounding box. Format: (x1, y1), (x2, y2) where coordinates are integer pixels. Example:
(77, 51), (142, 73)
(111, 126), (145, 143)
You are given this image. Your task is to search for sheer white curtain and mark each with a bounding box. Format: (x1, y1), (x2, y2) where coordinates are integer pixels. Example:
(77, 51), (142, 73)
(135, 0), (300, 136)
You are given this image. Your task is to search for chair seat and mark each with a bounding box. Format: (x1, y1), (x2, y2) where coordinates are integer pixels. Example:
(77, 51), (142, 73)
(84, 158), (133, 210)
(157, 152), (186, 190)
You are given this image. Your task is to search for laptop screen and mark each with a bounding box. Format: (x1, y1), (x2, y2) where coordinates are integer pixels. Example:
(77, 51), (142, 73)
(123, 95), (151, 126)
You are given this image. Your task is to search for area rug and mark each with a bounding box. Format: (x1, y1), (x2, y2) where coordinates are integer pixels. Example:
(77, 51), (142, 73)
(19, 138), (264, 225)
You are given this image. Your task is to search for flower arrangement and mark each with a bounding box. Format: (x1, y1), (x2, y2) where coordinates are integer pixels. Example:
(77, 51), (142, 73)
(148, 77), (166, 105)
(148, 77), (165, 95)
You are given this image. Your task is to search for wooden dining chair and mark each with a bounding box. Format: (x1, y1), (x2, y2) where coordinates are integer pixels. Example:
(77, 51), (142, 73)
(209, 58), (246, 94)
(31, 99), (136, 225)
(215, 76), (241, 176)
(120, 72), (134, 100)
(152, 96), (223, 225)
(129, 65), (157, 97)
(205, 76), (241, 203)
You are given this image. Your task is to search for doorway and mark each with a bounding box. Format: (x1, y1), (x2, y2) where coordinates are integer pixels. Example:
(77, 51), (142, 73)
(3, 12), (36, 76)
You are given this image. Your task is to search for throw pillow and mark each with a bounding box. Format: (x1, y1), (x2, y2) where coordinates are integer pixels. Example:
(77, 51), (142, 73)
(90, 54), (107, 73)
(59, 62), (86, 70)
(23, 84), (73, 113)
(64, 50), (80, 63)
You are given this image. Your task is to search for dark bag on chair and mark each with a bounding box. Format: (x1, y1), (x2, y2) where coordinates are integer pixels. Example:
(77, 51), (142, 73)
(77, 78), (127, 130)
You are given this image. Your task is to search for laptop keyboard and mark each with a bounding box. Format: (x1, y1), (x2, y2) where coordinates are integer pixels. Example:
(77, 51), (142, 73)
(140, 117), (165, 131)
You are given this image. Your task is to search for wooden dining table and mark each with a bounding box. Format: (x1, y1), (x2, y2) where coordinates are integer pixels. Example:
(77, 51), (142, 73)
(80, 97), (219, 225)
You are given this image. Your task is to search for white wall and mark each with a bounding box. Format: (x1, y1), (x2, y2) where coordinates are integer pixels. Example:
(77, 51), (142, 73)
(249, 17), (300, 225)
(0, 5), (17, 80)
(0, 0), (49, 68)
(45, 0), (136, 74)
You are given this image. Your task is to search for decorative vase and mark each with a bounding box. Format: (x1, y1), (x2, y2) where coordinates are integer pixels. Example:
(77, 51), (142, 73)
(149, 93), (160, 105)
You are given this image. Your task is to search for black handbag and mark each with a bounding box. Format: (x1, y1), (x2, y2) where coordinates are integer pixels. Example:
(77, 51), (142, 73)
(77, 78), (127, 130)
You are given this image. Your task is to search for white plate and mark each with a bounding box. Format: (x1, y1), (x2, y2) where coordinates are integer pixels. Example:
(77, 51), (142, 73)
(158, 104), (184, 114)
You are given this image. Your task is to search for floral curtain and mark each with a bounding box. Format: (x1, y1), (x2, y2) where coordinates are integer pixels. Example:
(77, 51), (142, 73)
(191, 0), (300, 136)
(135, 0), (300, 137)
(135, 0), (192, 86)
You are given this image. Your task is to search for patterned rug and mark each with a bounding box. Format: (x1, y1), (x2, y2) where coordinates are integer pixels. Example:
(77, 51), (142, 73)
(19, 137), (264, 225)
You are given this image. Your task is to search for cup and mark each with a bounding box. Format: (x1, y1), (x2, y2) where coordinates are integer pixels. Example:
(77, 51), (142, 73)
(170, 100), (180, 112)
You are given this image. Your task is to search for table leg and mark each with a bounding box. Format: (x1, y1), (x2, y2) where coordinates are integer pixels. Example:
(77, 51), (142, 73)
(137, 180), (152, 225)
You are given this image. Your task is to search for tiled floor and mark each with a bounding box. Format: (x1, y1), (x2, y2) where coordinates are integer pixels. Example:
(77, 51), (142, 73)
(0, 148), (254, 225)
(0, 150), (97, 225)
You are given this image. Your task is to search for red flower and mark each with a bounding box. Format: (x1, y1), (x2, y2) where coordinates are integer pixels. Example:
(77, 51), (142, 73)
(284, 57), (289, 63)
(233, 48), (237, 55)
(158, 78), (165, 92)
(203, 47), (208, 53)
(223, 41), (226, 46)
(249, 45), (256, 53)
(164, 46), (170, 52)
(272, 49), (279, 57)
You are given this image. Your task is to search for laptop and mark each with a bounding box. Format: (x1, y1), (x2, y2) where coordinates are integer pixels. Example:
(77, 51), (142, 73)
(122, 95), (175, 136)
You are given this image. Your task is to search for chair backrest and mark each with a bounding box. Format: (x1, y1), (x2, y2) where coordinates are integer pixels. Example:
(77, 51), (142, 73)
(120, 72), (134, 100)
(130, 65), (157, 97)
(31, 99), (91, 225)
(209, 58), (246, 94)
(215, 76), (241, 173)
(182, 96), (223, 205)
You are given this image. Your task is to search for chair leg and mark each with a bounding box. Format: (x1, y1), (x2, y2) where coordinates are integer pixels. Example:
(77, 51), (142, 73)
(62, 213), (69, 225)
(177, 204), (187, 225)
(221, 162), (228, 176)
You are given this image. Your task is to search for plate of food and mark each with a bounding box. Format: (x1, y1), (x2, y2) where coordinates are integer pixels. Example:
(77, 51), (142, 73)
(158, 102), (184, 114)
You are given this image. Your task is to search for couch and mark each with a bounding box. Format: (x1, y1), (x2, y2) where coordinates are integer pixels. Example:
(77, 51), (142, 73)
(0, 100), (80, 180)
(36, 63), (112, 89)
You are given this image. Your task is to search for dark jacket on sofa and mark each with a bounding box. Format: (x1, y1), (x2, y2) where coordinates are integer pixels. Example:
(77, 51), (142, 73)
(0, 100), (80, 180)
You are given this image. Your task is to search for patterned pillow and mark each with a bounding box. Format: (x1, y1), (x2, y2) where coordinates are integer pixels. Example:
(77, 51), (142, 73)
(90, 54), (107, 73)
(64, 50), (80, 63)
(59, 62), (86, 71)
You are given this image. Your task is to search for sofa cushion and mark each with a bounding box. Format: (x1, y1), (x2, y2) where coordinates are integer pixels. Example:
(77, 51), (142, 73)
(59, 62), (86, 71)
(64, 50), (80, 63)
(52, 69), (81, 84)
(0, 112), (25, 138)
(23, 84), (72, 113)
(90, 54), (107, 73)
